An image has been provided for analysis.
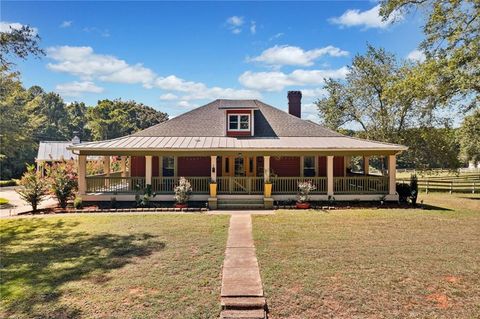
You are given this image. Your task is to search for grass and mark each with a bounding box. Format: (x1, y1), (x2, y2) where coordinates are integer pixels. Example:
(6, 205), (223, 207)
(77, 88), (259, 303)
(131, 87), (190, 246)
(0, 214), (229, 319)
(0, 180), (17, 187)
(0, 198), (9, 205)
(253, 193), (480, 318)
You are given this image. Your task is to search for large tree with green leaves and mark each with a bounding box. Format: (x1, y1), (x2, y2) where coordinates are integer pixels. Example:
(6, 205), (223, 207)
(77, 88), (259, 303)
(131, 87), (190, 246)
(0, 25), (44, 71)
(458, 109), (480, 164)
(87, 99), (168, 140)
(380, 0), (479, 109)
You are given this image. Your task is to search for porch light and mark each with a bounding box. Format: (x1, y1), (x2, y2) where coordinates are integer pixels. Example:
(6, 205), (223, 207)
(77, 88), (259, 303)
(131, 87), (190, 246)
(211, 166), (215, 173)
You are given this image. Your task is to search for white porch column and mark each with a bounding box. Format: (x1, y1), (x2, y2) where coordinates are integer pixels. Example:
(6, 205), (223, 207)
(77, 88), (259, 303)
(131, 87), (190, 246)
(263, 156), (270, 181)
(120, 156), (127, 177)
(210, 155), (217, 182)
(388, 154), (397, 195)
(78, 155), (87, 195)
(145, 155), (153, 185)
(327, 155), (334, 196)
(363, 156), (370, 176)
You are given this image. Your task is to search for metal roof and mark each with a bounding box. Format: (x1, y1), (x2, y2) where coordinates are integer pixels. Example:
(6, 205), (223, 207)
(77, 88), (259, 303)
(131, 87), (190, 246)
(70, 136), (406, 151)
(37, 141), (77, 161)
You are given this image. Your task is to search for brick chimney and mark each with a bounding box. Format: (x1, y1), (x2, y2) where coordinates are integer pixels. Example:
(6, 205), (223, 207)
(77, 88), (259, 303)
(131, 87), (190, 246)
(288, 91), (302, 118)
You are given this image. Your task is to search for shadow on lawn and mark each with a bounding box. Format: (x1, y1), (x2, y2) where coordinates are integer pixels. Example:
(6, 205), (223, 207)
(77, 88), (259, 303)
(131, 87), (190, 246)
(1, 218), (165, 318)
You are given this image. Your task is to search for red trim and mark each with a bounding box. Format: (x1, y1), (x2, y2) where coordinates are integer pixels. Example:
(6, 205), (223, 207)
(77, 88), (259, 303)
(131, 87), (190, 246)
(226, 109), (252, 137)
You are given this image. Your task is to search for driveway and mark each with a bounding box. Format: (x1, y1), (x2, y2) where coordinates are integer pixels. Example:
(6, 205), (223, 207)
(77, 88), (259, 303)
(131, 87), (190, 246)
(0, 186), (57, 217)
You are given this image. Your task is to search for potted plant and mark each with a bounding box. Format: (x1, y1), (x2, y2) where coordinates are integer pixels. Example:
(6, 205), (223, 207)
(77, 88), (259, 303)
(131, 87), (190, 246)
(174, 177), (192, 208)
(296, 181), (316, 209)
(264, 178), (272, 198)
(210, 180), (217, 198)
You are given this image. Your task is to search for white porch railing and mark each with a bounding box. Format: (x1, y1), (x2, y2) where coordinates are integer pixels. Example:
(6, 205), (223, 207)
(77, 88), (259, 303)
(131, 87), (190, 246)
(217, 177), (264, 194)
(86, 176), (146, 193)
(270, 177), (327, 194)
(334, 176), (388, 194)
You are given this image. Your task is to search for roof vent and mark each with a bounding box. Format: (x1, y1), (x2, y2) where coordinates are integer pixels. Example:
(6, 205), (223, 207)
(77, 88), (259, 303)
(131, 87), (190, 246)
(72, 135), (80, 144)
(288, 91), (302, 118)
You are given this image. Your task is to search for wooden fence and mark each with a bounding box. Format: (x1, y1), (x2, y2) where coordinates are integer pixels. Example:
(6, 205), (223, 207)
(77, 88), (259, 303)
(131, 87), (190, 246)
(398, 174), (479, 193)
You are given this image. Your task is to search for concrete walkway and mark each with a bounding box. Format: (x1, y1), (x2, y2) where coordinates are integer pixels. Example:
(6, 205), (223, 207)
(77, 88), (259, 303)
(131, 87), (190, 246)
(0, 186), (56, 217)
(220, 214), (266, 319)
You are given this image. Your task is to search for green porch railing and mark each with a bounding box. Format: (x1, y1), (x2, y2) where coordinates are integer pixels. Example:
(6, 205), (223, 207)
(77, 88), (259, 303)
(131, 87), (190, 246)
(270, 177), (327, 194)
(334, 176), (388, 194)
(86, 176), (146, 193)
(217, 177), (264, 194)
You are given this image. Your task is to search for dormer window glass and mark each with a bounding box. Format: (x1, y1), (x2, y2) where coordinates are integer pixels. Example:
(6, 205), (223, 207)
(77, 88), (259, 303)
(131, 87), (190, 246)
(228, 114), (250, 131)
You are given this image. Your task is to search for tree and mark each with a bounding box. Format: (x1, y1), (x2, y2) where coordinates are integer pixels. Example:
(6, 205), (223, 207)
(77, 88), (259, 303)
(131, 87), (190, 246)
(458, 109), (480, 164)
(46, 160), (78, 209)
(87, 99), (168, 140)
(380, 0), (479, 109)
(16, 164), (47, 211)
(0, 70), (37, 179)
(66, 101), (91, 141)
(0, 25), (44, 70)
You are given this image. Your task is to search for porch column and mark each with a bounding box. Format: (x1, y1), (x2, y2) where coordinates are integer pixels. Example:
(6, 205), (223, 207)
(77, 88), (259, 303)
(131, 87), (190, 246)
(327, 155), (334, 196)
(78, 155), (87, 195)
(145, 155), (152, 185)
(210, 155), (217, 182)
(120, 156), (127, 177)
(388, 154), (396, 195)
(263, 156), (270, 181)
(363, 156), (370, 175)
(103, 156), (110, 188)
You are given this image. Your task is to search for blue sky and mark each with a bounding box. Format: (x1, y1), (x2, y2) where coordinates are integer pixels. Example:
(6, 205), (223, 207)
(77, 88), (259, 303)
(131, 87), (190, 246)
(2, 1), (426, 121)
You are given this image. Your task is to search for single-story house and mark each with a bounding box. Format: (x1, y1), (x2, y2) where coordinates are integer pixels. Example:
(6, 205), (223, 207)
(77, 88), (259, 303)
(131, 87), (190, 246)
(69, 91), (407, 208)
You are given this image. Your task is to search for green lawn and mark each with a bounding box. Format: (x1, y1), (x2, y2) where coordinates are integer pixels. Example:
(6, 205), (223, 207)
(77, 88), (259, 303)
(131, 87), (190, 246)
(253, 193), (480, 318)
(1, 214), (229, 319)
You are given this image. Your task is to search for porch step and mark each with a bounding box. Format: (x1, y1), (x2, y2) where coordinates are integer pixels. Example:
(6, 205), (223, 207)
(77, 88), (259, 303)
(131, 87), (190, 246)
(220, 309), (266, 319)
(217, 199), (265, 210)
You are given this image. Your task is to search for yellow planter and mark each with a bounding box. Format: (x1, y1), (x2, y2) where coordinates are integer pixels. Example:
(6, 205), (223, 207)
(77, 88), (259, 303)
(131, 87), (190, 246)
(264, 183), (272, 198)
(210, 183), (217, 198)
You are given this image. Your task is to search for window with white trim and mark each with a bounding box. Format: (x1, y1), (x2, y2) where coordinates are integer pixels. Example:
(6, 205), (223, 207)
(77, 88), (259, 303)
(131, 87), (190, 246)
(228, 114), (250, 131)
(303, 156), (316, 177)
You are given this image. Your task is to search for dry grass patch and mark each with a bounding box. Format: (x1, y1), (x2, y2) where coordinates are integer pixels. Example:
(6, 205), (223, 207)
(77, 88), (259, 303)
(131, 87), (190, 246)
(1, 214), (229, 319)
(253, 194), (480, 318)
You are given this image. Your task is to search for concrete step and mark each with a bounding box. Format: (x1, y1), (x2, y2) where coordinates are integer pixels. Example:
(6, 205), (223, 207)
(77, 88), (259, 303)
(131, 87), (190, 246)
(220, 309), (266, 319)
(221, 297), (266, 310)
(218, 199), (265, 210)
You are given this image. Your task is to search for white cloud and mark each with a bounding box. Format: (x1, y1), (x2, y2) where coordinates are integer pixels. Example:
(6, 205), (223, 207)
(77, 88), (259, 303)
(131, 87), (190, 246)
(329, 5), (401, 29)
(159, 93), (179, 100)
(60, 21), (73, 28)
(249, 45), (349, 67)
(269, 33), (284, 41)
(250, 21), (256, 34)
(239, 67), (349, 91)
(55, 81), (104, 96)
(301, 88), (329, 98)
(47, 46), (156, 86)
(0, 21), (38, 35)
(406, 49), (426, 62)
(227, 16), (244, 27)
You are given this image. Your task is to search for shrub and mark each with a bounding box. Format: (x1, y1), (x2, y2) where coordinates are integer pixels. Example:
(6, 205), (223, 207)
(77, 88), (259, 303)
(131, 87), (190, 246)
(73, 197), (83, 209)
(46, 160), (78, 209)
(174, 177), (192, 204)
(396, 182), (411, 203)
(135, 184), (156, 207)
(297, 181), (316, 203)
(0, 179), (17, 187)
(410, 174), (418, 206)
(16, 165), (47, 211)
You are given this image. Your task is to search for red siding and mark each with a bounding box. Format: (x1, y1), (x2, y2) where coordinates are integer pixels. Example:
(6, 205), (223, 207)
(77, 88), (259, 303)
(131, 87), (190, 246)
(152, 156), (159, 177)
(226, 109), (252, 137)
(271, 156), (300, 177)
(131, 156), (145, 177)
(318, 156), (327, 177)
(178, 156), (210, 176)
(334, 156), (345, 177)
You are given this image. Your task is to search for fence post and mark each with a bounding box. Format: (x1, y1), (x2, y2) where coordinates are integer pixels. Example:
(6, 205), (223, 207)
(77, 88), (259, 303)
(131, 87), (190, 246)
(473, 181), (476, 194)
(449, 181), (453, 194)
(426, 179), (429, 194)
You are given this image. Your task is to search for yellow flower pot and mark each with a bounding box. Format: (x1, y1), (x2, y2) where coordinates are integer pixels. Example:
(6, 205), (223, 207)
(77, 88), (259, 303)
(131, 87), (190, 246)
(264, 183), (272, 198)
(210, 183), (217, 198)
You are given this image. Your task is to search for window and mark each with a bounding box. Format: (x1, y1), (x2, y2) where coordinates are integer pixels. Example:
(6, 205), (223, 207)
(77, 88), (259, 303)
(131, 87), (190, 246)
(228, 114), (250, 131)
(303, 156), (316, 177)
(163, 156), (174, 176)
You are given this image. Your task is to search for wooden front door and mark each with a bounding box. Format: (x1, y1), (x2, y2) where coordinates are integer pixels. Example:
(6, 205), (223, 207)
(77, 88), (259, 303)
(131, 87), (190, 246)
(222, 156), (256, 177)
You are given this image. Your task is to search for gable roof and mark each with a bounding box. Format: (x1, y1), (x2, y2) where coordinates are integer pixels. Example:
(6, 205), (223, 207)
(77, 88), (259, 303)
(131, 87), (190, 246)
(133, 99), (341, 137)
(36, 141), (77, 162)
(69, 99), (407, 153)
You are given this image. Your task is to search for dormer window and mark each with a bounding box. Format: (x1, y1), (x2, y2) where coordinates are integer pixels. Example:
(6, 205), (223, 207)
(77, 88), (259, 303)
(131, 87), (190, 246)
(228, 114), (250, 131)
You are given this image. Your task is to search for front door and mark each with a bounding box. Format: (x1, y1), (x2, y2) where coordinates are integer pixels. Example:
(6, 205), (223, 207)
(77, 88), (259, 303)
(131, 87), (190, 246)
(221, 156), (257, 193)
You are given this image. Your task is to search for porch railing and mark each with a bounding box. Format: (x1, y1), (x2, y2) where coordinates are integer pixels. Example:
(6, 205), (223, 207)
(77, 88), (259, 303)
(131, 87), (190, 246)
(334, 176), (388, 194)
(86, 176), (146, 193)
(217, 177), (264, 194)
(270, 177), (327, 194)
(152, 177), (210, 194)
